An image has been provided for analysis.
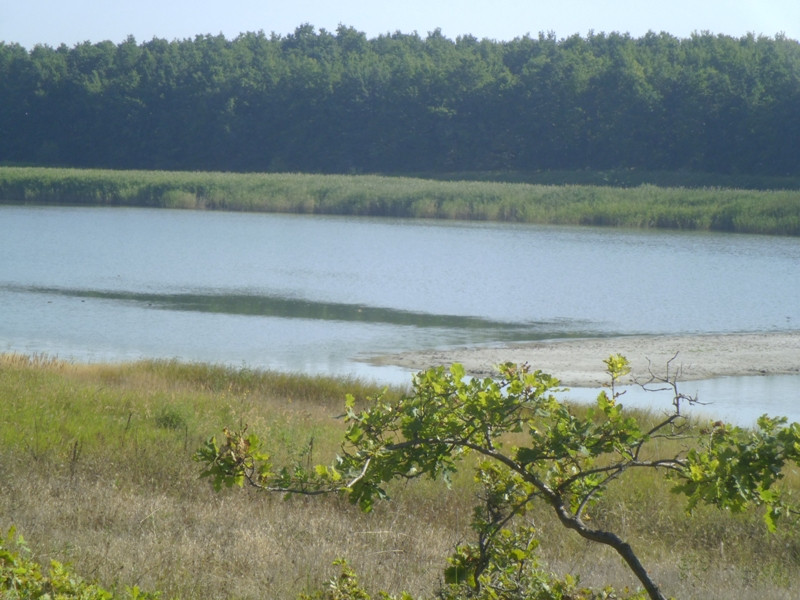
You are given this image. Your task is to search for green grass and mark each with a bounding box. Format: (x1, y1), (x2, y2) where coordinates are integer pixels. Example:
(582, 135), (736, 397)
(1, 166), (799, 235)
(1, 354), (799, 599)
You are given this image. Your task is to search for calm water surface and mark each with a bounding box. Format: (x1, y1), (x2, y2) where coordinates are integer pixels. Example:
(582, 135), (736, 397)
(1, 205), (799, 424)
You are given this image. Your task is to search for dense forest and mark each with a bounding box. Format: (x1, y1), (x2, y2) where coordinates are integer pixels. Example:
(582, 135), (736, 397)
(1, 26), (799, 176)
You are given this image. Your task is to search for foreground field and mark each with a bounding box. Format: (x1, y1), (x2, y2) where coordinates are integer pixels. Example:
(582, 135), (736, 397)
(2, 354), (799, 598)
(1, 166), (799, 236)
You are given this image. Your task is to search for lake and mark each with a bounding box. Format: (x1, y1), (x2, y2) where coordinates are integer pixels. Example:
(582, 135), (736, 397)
(1, 205), (799, 424)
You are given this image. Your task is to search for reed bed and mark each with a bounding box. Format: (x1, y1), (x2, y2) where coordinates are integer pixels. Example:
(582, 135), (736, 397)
(1, 166), (799, 236)
(1, 354), (798, 599)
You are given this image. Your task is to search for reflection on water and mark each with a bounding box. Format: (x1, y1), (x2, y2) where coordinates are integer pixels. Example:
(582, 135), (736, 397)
(6, 283), (589, 342)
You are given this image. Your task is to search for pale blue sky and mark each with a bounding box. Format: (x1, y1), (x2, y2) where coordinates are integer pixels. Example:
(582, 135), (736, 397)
(2, 0), (799, 49)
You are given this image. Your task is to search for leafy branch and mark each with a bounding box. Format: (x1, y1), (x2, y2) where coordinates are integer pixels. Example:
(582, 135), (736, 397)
(195, 355), (800, 600)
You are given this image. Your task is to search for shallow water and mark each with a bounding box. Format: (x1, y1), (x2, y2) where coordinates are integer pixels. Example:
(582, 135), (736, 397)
(1, 205), (799, 424)
(561, 374), (800, 427)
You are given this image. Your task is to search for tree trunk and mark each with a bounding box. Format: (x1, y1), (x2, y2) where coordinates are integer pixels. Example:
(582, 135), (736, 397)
(553, 504), (667, 600)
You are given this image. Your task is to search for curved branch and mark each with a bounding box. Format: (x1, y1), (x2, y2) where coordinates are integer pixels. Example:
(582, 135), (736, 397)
(550, 500), (667, 600)
(396, 434), (672, 600)
(560, 457), (687, 492)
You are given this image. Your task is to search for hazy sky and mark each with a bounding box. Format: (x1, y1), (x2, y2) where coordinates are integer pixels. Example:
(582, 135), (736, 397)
(2, 0), (799, 49)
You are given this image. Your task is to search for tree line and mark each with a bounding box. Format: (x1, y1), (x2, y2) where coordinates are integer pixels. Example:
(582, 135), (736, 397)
(1, 26), (799, 176)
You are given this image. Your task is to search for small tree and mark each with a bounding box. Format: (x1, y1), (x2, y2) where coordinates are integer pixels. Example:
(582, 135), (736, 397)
(195, 356), (800, 600)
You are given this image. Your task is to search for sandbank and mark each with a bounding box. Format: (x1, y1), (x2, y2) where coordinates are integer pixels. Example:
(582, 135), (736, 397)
(369, 331), (800, 387)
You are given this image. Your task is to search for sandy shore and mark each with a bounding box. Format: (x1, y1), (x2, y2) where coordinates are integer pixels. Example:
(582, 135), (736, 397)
(369, 331), (800, 387)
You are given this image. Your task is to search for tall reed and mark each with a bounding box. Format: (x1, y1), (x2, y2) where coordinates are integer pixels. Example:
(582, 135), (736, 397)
(1, 167), (798, 235)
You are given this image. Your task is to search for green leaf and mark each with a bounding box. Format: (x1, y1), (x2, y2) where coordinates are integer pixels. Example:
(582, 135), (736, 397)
(449, 363), (466, 380)
(510, 548), (528, 561)
(444, 565), (470, 585)
(515, 447), (539, 464)
(346, 426), (364, 444)
(759, 488), (778, 503)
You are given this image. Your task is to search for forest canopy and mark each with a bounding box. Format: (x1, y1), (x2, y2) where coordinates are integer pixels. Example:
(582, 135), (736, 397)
(1, 26), (799, 176)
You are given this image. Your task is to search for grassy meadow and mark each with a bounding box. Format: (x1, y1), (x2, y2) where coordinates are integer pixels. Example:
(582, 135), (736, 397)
(1, 166), (800, 235)
(1, 354), (799, 599)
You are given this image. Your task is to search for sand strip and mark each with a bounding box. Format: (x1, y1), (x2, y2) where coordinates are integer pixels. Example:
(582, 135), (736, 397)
(368, 331), (800, 387)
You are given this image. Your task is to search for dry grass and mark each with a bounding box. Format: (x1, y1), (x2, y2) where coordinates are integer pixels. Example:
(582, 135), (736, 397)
(2, 469), (465, 599)
(1, 354), (799, 599)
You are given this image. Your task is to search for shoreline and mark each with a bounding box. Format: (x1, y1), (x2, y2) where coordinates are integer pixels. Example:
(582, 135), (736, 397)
(368, 331), (800, 387)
